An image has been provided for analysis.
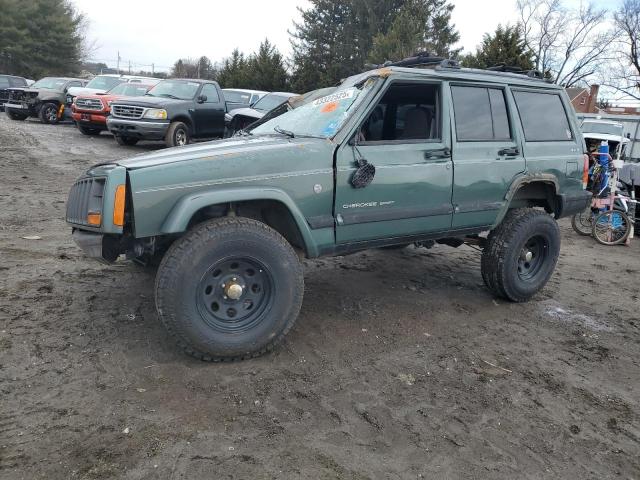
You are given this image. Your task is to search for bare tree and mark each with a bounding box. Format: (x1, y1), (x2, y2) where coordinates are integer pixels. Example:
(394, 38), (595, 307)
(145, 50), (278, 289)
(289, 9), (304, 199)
(603, 0), (640, 100)
(517, 0), (616, 86)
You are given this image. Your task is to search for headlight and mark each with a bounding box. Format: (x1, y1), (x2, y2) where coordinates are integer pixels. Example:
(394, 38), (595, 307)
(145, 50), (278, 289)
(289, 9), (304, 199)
(225, 113), (232, 123)
(66, 95), (74, 104)
(143, 108), (168, 120)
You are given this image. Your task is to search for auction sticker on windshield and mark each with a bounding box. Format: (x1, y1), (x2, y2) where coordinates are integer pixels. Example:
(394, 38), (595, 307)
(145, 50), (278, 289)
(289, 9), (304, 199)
(312, 88), (356, 107)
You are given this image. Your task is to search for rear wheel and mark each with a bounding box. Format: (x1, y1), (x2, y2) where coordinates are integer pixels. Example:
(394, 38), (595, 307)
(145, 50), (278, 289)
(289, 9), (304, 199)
(591, 210), (630, 246)
(481, 209), (560, 302)
(77, 125), (102, 135)
(39, 102), (59, 124)
(155, 217), (304, 361)
(114, 135), (139, 146)
(6, 109), (28, 121)
(165, 121), (190, 147)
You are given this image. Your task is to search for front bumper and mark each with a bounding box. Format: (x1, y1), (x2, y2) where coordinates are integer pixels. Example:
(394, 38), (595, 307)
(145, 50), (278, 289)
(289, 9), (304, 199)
(72, 111), (108, 129)
(106, 117), (170, 140)
(556, 190), (592, 219)
(72, 230), (121, 263)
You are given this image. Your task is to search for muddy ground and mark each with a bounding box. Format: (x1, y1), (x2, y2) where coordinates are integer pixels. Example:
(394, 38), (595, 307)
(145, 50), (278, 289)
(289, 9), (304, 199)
(0, 114), (639, 480)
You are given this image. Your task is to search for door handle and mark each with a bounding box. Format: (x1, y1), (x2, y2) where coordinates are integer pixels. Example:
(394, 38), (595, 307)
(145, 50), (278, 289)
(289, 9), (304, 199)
(424, 147), (451, 160)
(498, 147), (520, 156)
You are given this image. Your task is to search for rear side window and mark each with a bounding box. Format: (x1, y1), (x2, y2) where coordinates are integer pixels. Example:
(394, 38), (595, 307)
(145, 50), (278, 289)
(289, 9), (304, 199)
(513, 91), (573, 141)
(452, 86), (511, 141)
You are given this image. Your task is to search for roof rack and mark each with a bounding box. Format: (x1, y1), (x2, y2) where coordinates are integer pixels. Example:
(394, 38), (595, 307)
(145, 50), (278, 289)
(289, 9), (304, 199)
(368, 52), (461, 70)
(486, 63), (544, 80)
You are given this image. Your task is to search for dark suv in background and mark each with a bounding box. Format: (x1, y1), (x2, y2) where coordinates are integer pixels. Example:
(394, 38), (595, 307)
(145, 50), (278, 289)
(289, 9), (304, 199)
(106, 79), (227, 147)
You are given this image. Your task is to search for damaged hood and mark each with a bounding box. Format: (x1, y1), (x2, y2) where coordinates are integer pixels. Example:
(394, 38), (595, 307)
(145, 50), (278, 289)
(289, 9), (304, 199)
(115, 135), (329, 170)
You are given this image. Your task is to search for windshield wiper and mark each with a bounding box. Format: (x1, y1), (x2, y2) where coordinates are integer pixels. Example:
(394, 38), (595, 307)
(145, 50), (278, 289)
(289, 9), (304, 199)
(144, 93), (155, 97)
(274, 125), (295, 138)
(157, 93), (180, 99)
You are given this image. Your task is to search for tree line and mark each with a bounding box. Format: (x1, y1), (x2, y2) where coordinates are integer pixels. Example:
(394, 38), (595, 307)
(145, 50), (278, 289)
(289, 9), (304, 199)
(1, 0), (639, 101)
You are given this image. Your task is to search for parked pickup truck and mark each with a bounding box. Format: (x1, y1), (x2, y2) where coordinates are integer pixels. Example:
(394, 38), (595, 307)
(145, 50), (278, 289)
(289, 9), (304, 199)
(66, 74), (161, 107)
(106, 78), (227, 147)
(67, 57), (591, 361)
(5, 77), (87, 123)
(72, 83), (154, 135)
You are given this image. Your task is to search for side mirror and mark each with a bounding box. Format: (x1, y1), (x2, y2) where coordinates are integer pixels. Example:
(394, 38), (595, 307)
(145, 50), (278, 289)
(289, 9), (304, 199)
(197, 95), (207, 103)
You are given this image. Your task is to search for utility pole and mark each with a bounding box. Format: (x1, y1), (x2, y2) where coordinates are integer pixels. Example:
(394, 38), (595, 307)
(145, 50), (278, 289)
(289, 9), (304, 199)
(117, 51), (121, 74)
(128, 60), (131, 75)
(152, 63), (155, 76)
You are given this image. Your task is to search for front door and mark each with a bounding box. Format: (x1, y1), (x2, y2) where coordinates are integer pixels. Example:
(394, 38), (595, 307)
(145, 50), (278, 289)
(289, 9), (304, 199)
(449, 84), (526, 228)
(334, 81), (453, 244)
(194, 83), (225, 137)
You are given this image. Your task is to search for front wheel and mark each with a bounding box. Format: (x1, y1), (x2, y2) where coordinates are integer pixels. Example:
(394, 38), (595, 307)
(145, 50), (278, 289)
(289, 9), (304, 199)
(165, 121), (190, 147)
(481, 209), (560, 302)
(591, 210), (630, 246)
(6, 109), (28, 121)
(77, 125), (102, 135)
(39, 102), (59, 124)
(571, 206), (595, 236)
(114, 135), (139, 146)
(155, 217), (304, 361)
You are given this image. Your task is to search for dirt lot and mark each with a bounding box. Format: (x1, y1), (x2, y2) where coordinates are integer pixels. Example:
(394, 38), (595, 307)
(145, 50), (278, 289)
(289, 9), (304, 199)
(0, 114), (639, 480)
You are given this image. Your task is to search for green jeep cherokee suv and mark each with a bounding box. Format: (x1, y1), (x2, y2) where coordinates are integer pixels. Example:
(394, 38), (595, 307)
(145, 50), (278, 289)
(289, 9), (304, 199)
(66, 60), (590, 361)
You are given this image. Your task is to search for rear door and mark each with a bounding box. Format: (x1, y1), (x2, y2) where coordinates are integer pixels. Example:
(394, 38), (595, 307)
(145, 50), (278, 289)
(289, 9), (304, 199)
(449, 83), (525, 228)
(333, 80), (454, 243)
(194, 83), (225, 137)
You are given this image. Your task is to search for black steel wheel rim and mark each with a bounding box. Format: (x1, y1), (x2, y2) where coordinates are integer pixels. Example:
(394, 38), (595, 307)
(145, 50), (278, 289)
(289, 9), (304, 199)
(196, 257), (274, 333)
(517, 235), (548, 281)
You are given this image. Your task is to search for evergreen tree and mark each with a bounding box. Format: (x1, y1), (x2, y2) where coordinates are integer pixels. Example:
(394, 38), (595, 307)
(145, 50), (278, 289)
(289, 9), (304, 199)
(289, 0), (460, 92)
(216, 49), (249, 88)
(246, 39), (289, 91)
(0, 0), (85, 78)
(461, 25), (534, 70)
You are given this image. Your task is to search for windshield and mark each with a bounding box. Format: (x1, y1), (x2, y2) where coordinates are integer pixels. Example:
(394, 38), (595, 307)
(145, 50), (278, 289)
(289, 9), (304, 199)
(582, 121), (624, 137)
(252, 93), (292, 112)
(252, 79), (377, 139)
(86, 76), (123, 90)
(147, 80), (200, 100)
(224, 90), (252, 104)
(32, 77), (67, 90)
(107, 83), (150, 96)
(0, 77), (9, 88)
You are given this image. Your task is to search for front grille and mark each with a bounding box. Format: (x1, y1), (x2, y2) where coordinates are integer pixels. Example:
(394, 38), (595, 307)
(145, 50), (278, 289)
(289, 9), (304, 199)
(8, 90), (37, 103)
(75, 98), (104, 111)
(0, 89), (9, 103)
(111, 104), (144, 119)
(66, 177), (106, 226)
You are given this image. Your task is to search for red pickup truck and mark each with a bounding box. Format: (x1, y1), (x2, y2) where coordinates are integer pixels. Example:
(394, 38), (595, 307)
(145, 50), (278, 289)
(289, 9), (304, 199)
(72, 83), (153, 135)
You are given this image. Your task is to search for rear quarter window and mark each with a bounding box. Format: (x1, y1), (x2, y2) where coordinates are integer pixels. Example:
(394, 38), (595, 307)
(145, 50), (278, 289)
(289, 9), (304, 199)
(513, 91), (574, 142)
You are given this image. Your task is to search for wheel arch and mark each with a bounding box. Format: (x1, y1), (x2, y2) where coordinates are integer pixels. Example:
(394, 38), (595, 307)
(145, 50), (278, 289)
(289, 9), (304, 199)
(160, 187), (319, 257)
(493, 174), (561, 227)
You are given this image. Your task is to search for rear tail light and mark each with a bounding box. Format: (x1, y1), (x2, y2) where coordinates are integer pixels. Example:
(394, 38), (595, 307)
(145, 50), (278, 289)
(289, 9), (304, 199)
(113, 184), (126, 227)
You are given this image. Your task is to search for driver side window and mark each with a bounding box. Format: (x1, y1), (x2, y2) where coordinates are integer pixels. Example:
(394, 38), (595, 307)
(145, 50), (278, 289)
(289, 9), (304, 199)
(201, 84), (220, 103)
(358, 82), (440, 143)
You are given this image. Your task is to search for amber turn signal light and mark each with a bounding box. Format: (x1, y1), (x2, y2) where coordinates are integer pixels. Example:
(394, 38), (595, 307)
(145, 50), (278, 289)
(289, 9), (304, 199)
(113, 184), (126, 227)
(87, 212), (102, 226)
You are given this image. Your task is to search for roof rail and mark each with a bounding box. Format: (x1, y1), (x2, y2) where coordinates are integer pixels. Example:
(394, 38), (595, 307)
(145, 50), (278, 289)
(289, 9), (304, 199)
(486, 63), (544, 80)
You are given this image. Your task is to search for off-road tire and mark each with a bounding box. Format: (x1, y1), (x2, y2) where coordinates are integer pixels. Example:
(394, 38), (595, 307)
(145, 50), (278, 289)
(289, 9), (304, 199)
(6, 109), (28, 121)
(481, 208), (560, 302)
(78, 125), (102, 136)
(165, 121), (190, 147)
(155, 217), (304, 361)
(114, 135), (139, 146)
(39, 102), (59, 124)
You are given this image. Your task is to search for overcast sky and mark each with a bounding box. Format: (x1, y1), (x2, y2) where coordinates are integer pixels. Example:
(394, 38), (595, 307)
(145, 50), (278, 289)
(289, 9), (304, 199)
(72, 0), (618, 73)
